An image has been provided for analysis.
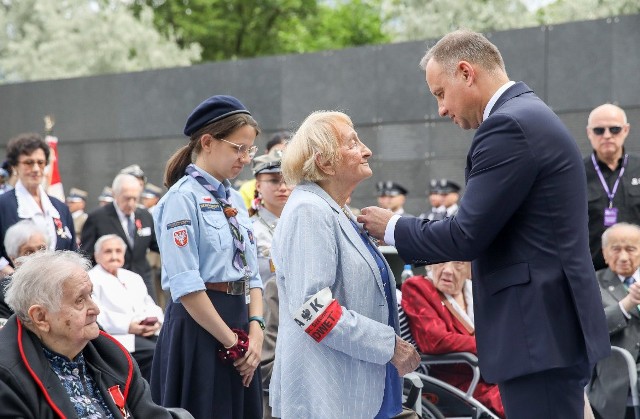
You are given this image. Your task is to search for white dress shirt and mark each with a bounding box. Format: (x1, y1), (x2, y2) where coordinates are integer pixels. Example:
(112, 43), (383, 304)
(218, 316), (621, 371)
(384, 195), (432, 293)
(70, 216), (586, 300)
(14, 180), (61, 249)
(88, 264), (164, 351)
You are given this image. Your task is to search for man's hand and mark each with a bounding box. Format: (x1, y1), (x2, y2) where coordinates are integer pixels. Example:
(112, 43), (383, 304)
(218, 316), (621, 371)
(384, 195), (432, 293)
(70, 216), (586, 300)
(390, 335), (421, 376)
(622, 282), (640, 313)
(357, 206), (395, 241)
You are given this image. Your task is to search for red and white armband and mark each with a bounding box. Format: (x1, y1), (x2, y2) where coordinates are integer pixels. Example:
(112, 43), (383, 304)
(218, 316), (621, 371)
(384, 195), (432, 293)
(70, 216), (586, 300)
(293, 287), (342, 342)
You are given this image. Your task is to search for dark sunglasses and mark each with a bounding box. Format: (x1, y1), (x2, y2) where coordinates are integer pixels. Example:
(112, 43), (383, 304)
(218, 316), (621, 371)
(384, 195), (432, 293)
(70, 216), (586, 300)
(592, 126), (623, 136)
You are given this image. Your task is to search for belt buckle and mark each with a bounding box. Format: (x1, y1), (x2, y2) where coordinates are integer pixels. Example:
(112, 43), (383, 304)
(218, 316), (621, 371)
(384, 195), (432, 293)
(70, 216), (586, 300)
(228, 280), (245, 296)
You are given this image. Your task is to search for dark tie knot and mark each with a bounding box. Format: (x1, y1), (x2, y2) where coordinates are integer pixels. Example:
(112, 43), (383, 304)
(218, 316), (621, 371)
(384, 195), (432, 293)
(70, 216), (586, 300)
(624, 276), (635, 287)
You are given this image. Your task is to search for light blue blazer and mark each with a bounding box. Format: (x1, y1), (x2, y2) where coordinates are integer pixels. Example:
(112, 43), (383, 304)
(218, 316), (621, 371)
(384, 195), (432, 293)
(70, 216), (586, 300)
(269, 181), (399, 419)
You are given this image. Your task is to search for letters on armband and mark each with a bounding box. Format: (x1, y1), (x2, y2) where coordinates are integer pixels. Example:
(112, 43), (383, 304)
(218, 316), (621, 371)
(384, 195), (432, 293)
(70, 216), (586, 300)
(293, 287), (342, 342)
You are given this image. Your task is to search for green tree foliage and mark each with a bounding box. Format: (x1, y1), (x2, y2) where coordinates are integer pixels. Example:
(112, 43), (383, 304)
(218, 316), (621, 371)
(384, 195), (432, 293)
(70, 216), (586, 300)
(0, 0), (201, 82)
(383, 0), (640, 42)
(132, 0), (389, 61)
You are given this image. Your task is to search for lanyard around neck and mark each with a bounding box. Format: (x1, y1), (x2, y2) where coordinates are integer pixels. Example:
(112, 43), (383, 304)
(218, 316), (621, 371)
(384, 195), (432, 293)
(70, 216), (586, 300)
(591, 153), (628, 207)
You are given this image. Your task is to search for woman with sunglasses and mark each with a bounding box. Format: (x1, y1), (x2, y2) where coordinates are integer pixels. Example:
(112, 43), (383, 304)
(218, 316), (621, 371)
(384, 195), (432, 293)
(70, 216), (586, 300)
(0, 133), (76, 269)
(150, 95), (264, 419)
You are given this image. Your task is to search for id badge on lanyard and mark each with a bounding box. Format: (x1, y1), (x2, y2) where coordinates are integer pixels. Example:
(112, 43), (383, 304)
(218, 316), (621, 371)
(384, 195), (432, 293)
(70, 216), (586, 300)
(592, 153), (628, 227)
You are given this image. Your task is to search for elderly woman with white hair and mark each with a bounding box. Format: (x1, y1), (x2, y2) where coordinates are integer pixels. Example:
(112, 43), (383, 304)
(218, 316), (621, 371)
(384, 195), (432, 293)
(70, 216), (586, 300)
(0, 219), (50, 324)
(0, 250), (193, 418)
(269, 111), (420, 418)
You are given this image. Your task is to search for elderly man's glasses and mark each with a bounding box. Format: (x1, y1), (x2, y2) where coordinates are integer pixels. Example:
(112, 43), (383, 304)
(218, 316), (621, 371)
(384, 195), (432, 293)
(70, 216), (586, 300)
(219, 138), (258, 159)
(592, 126), (623, 136)
(18, 159), (47, 168)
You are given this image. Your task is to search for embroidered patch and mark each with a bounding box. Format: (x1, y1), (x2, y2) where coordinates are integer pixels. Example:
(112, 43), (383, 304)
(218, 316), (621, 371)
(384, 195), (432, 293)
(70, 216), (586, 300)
(199, 202), (222, 212)
(173, 229), (188, 247)
(247, 229), (255, 244)
(166, 219), (192, 230)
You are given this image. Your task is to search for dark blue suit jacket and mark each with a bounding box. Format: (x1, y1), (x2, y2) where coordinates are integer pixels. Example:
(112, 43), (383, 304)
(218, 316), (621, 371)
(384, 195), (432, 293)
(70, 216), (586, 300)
(395, 82), (610, 383)
(0, 189), (77, 263)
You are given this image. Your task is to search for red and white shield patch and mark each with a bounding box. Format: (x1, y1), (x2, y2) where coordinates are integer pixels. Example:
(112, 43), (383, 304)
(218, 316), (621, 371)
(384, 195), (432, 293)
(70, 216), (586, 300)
(173, 229), (188, 247)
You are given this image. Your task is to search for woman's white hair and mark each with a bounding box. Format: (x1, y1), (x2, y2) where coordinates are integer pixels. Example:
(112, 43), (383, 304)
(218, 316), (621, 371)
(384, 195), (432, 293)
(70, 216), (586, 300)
(282, 111), (352, 186)
(3, 219), (50, 259)
(94, 234), (127, 255)
(5, 251), (92, 323)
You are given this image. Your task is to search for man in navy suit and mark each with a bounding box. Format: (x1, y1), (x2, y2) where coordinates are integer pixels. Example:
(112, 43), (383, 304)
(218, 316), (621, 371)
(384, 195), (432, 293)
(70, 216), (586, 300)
(359, 30), (611, 418)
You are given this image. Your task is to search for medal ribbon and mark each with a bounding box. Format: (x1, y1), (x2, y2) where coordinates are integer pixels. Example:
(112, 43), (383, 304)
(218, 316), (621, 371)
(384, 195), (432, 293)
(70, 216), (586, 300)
(592, 153), (628, 208)
(185, 164), (248, 274)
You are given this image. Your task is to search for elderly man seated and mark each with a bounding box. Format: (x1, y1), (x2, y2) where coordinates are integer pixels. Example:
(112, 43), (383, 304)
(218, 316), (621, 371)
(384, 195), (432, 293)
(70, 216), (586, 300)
(0, 251), (192, 418)
(0, 219), (49, 325)
(88, 234), (163, 383)
(402, 261), (505, 418)
(589, 222), (640, 419)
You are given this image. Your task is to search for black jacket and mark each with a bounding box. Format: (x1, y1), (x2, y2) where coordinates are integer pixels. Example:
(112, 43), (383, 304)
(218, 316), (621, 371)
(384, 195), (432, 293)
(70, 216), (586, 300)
(0, 316), (192, 419)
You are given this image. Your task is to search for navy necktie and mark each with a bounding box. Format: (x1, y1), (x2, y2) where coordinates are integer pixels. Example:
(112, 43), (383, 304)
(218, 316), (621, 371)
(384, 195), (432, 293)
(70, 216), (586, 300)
(624, 277), (635, 288)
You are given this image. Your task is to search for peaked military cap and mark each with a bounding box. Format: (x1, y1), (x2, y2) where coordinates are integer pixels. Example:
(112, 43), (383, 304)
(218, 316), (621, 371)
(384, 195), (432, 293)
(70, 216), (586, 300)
(252, 149), (283, 176)
(376, 181), (408, 197)
(66, 187), (88, 202)
(141, 183), (163, 199)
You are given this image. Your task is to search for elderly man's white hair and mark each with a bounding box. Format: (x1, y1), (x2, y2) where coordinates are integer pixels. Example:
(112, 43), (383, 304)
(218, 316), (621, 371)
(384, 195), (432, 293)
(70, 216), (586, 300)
(3, 219), (50, 260)
(94, 234), (127, 255)
(601, 222), (640, 248)
(5, 251), (91, 323)
(112, 173), (141, 196)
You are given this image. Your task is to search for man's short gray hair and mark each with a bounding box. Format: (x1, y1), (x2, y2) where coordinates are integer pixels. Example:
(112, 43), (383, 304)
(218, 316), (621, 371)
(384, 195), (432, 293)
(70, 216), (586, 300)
(94, 234), (127, 255)
(419, 29), (506, 77)
(5, 251), (92, 323)
(3, 219), (50, 260)
(601, 222), (640, 248)
(112, 173), (141, 196)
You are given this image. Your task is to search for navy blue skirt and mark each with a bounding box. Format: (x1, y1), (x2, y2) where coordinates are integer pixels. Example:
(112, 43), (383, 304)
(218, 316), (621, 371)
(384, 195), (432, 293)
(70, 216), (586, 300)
(150, 290), (262, 419)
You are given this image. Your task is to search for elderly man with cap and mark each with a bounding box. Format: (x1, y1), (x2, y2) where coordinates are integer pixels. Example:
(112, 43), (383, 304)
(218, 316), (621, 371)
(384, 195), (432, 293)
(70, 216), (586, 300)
(377, 181), (410, 215)
(66, 187), (88, 242)
(248, 149), (292, 419)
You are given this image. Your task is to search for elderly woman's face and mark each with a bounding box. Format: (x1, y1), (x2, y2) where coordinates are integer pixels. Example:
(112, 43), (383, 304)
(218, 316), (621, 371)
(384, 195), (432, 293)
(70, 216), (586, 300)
(431, 261), (471, 296)
(14, 233), (48, 264)
(47, 269), (100, 352)
(14, 148), (47, 192)
(333, 122), (372, 184)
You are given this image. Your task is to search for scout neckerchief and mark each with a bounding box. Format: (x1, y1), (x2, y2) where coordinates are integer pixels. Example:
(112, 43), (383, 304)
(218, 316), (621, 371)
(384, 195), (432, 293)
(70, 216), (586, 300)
(185, 164), (249, 276)
(592, 153), (628, 227)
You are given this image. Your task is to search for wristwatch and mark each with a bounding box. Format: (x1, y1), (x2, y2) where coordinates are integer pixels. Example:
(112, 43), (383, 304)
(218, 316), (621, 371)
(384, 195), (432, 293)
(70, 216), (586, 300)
(249, 316), (266, 330)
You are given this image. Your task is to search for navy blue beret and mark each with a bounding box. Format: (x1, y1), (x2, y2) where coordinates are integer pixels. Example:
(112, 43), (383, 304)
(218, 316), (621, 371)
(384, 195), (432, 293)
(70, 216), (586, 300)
(183, 95), (251, 136)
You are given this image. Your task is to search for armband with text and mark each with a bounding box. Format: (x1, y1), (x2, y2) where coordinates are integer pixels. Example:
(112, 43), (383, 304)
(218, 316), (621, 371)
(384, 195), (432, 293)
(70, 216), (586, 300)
(293, 287), (342, 342)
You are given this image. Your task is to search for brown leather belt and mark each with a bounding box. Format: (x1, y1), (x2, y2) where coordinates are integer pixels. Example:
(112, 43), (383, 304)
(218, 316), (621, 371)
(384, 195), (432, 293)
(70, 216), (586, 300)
(205, 280), (245, 296)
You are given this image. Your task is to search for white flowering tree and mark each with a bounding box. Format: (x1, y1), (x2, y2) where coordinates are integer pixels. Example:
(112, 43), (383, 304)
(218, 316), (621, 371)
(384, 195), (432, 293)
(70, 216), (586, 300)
(382, 0), (640, 42)
(0, 0), (201, 82)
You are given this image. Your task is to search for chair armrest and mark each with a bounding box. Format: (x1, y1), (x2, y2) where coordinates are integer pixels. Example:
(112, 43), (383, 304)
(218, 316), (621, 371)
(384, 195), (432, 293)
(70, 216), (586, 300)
(420, 352), (480, 398)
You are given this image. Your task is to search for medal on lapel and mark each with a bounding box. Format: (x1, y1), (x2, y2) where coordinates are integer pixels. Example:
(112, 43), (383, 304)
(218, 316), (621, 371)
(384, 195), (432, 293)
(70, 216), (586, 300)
(135, 219), (142, 236)
(108, 385), (131, 418)
(53, 218), (66, 238)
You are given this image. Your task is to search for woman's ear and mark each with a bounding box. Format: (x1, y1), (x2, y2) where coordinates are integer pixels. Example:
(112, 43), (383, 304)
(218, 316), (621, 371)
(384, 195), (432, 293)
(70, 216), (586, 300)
(315, 153), (335, 176)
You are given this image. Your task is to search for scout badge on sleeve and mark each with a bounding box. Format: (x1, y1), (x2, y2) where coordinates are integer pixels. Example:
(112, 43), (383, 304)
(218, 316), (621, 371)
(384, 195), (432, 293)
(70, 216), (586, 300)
(173, 229), (188, 247)
(293, 287), (342, 342)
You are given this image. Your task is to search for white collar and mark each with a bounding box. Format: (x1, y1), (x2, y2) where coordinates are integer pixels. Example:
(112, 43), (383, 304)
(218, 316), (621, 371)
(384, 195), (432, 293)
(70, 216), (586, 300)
(483, 81), (516, 122)
(444, 279), (474, 328)
(617, 270), (640, 284)
(15, 180), (60, 220)
(446, 204), (459, 217)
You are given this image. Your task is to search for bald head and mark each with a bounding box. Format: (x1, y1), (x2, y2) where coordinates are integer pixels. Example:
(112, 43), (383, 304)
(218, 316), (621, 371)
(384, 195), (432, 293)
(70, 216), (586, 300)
(587, 103), (631, 165)
(602, 223), (640, 277)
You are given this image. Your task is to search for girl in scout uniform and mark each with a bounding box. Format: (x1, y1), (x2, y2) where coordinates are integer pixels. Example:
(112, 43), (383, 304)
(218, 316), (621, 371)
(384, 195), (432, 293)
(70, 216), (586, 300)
(150, 95), (264, 419)
(248, 149), (292, 418)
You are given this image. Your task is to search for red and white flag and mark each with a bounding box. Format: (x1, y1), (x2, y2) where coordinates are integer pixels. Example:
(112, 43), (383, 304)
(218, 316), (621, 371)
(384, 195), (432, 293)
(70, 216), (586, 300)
(44, 135), (65, 201)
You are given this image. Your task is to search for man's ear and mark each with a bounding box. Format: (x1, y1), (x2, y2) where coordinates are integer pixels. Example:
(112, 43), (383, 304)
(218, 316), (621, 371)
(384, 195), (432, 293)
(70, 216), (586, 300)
(28, 305), (51, 333)
(315, 153), (335, 176)
(457, 61), (476, 86)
